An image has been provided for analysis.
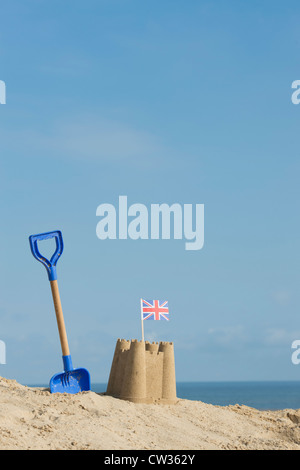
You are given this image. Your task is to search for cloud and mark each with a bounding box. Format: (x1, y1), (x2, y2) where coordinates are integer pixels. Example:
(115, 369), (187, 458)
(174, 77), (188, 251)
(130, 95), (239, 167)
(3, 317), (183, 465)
(174, 325), (250, 354)
(175, 324), (300, 355)
(51, 116), (164, 162)
(207, 325), (300, 349)
(0, 114), (168, 166)
(39, 55), (92, 77)
(264, 328), (300, 346)
(271, 290), (291, 306)
(208, 325), (247, 347)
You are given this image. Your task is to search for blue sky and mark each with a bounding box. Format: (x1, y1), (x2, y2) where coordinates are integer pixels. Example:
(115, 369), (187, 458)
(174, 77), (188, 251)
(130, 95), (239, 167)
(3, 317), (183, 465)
(0, 0), (300, 384)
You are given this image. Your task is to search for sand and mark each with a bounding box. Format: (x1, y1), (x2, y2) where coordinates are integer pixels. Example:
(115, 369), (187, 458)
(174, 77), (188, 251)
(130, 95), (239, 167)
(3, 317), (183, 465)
(0, 376), (300, 450)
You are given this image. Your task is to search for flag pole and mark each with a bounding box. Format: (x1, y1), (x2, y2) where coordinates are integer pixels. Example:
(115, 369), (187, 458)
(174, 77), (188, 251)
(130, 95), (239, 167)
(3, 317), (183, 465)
(140, 298), (144, 342)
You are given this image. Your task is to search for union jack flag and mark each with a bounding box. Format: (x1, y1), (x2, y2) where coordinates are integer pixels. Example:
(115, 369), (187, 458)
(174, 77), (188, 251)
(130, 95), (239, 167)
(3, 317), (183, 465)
(142, 299), (169, 321)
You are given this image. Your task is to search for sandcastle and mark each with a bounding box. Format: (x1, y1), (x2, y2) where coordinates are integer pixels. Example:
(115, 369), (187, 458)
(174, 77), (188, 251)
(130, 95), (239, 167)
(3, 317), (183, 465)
(106, 339), (177, 404)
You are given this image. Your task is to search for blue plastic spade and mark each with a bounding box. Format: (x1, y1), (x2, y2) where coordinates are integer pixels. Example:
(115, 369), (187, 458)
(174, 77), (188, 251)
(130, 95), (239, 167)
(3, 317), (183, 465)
(50, 355), (90, 394)
(29, 230), (91, 394)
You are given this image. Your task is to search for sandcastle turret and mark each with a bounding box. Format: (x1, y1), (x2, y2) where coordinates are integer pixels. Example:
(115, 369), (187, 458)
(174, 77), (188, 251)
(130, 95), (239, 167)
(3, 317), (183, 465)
(106, 339), (177, 404)
(159, 341), (176, 402)
(106, 338), (130, 396)
(120, 340), (147, 403)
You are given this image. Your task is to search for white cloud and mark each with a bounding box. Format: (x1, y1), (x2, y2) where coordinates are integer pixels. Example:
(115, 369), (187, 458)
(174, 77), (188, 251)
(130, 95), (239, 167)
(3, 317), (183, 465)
(39, 55), (91, 77)
(51, 116), (164, 162)
(272, 290), (291, 306)
(264, 328), (300, 346)
(207, 325), (300, 349)
(208, 325), (247, 346)
(0, 115), (167, 166)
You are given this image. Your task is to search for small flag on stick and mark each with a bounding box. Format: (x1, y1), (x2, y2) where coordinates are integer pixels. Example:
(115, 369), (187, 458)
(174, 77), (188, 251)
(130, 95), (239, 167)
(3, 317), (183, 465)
(140, 299), (169, 341)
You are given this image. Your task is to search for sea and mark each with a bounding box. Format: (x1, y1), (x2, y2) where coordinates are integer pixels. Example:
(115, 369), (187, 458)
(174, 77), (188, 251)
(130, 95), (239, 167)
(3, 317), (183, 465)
(27, 381), (300, 411)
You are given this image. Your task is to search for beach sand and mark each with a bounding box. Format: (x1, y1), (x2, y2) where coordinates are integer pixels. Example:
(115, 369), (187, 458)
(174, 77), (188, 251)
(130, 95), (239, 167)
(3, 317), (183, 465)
(0, 376), (300, 450)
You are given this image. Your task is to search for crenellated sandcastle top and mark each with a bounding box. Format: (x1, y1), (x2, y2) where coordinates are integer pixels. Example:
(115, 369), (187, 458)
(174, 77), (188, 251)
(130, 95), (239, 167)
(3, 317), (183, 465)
(106, 339), (177, 404)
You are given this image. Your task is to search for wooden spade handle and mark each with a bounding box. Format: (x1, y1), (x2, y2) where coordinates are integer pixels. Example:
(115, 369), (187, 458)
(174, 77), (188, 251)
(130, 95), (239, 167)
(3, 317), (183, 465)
(50, 280), (70, 357)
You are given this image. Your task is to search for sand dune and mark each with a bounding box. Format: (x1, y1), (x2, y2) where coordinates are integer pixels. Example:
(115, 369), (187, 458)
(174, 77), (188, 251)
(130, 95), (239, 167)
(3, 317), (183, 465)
(0, 377), (300, 450)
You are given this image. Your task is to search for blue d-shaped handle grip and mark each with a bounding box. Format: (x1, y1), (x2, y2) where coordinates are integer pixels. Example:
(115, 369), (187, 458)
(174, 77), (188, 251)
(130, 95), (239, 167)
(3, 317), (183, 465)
(29, 231), (64, 281)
